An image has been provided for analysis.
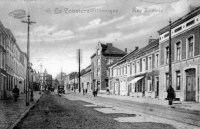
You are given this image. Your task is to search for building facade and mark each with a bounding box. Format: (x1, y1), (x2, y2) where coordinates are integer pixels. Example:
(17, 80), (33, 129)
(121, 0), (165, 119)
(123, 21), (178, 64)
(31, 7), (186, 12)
(158, 7), (200, 102)
(80, 65), (92, 93)
(0, 22), (8, 99)
(109, 39), (159, 98)
(0, 22), (27, 99)
(91, 42), (126, 93)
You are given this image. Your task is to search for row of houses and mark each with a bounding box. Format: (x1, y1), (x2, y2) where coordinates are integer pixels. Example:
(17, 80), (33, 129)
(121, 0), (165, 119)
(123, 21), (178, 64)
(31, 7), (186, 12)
(0, 20), (39, 99)
(65, 7), (200, 103)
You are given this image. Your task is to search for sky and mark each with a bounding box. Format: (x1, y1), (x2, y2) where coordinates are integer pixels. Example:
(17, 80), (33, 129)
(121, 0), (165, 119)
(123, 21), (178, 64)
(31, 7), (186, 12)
(0, 0), (200, 78)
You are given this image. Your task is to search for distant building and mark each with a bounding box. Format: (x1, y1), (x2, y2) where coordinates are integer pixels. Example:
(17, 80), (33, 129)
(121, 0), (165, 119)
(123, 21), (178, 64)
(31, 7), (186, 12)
(67, 72), (78, 92)
(80, 65), (92, 93)
(43, 69), (52, 90)
(91, 42), (126, 93)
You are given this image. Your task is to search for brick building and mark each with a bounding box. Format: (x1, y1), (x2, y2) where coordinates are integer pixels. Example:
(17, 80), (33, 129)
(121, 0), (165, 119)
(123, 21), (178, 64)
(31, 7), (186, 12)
(91, 42), (126, 93)
(158, 7), (200, 102)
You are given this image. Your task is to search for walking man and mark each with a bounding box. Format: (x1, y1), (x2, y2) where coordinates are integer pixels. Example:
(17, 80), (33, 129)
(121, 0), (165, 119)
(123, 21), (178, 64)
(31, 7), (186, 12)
(12, 85), (20, 102)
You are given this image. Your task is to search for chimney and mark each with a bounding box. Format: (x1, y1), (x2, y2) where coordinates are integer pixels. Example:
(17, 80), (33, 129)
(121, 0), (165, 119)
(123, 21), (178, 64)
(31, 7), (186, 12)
(106, 43), (113, 46)
(135, 46), (139, 50)
(125, 48), (127, 53)
(148, 36), (156, 44)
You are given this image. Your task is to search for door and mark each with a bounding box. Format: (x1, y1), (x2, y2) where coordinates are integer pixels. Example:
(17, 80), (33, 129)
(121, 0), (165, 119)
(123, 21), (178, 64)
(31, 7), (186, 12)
(186, 69), (196, 101)
(156, 77), (159, 97)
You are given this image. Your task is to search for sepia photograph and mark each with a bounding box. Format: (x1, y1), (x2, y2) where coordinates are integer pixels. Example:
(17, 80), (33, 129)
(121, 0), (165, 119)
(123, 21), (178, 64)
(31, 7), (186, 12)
(0, 0), (200, 128)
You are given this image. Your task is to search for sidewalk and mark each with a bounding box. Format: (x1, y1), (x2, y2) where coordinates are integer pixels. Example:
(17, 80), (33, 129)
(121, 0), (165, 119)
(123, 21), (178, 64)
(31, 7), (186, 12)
(98, 93), (200, 112)
(67, 90), (200, 112)
(0, 91), (43, 129)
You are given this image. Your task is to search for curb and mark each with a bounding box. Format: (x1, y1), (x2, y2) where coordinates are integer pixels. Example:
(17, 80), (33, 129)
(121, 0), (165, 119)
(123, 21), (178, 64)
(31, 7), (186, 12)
(8, 93), (44, 129)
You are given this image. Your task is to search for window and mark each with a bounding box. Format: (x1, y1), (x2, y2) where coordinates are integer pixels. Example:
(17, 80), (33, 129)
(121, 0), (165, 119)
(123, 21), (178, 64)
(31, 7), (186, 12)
(166, 47), (169, 64)
(0, 50), (2, 68)
(124, 65), (127, 75)
(155, 53), (159, 68)
(121, 67), (124, 75)
(97, 59), (100, 65)
(136, 61), (140, 73)
(127, 64), (130, 76)
(186, 20), (195, 27)
(132, 63), (135, 75)
(174, 26), (182, 33)
(188, 36), (194, 58)
(97, 49), (100, 55)
(97, 68), (100, 77)
(164, 33), (169, 38)
(118, 68), (120, 76)
(0, 35), (2, 46)
(2, 36), (5, 48)
(142, 58), (146, 72)
(148, 77), (152, 92)
(130, 63), (132, 75)
(166, 73), (169, 90)
(176, 42), (181, 61)
(176, 71), (181, 90)
(148, 56), (152, 70)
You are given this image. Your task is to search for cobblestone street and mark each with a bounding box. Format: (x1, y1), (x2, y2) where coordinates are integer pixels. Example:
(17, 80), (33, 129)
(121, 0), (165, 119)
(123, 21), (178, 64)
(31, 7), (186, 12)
(14, 93), (189, 129)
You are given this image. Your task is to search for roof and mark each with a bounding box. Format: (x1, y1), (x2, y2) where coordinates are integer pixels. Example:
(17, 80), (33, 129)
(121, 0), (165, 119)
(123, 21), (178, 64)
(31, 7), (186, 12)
(81, 65), (91, 76)
(112, 39), (159, 66)
(127, 39), (159, 60)
(0, 21), (9, 37)
(90, 53), (96, 58)
(158, 6), (200, 35)
(101, 43), (126, 56)
(5, 28), (16, 41)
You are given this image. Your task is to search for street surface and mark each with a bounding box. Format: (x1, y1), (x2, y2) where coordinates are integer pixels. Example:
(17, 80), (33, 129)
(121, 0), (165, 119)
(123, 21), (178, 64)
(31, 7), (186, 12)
(15, 92), (200, 129)
(0, 92), (41, 129)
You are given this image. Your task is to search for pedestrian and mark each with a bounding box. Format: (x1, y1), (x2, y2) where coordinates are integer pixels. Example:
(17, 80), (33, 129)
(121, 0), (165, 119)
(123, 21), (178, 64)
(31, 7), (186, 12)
(12, 85), (20, 102)
(83, 89), (85, 95)
(167, 86), (175, 105)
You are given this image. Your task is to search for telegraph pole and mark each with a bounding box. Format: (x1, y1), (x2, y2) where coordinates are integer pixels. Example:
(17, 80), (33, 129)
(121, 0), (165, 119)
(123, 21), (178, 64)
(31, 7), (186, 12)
(169, 19), (172, 89)
(78, 49), (81, 92)
(61, 68), (62, 85)
(74, 72), (75, 92)
(168, 19), (174, 105)
(22, 14), (36, 105)
(39, 63), (43, 91)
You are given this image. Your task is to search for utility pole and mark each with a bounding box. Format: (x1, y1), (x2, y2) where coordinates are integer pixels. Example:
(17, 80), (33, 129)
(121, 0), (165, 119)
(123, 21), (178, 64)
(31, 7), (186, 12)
(169, 19), (172, 89)
(74, 72), (75, 92)
(22, 14), (36, 105)
(168, 19), (174, 105)
(39, 63), (43, 91)
(78, 49), (81, 92)
(61, 68), (62, 85)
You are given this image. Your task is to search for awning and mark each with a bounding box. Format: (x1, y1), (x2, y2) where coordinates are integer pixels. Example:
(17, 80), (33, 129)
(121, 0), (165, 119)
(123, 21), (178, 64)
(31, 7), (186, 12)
(129, 76), (144, 84)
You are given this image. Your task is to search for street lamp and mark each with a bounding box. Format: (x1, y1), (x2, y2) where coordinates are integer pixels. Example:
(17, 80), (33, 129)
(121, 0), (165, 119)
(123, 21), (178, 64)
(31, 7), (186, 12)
(30, 69), (34, 102)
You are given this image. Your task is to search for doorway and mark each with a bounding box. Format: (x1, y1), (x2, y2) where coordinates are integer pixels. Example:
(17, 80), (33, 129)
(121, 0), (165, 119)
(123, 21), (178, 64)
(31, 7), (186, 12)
(185, 68), (196, 101)
(156, 77), (159, 98)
